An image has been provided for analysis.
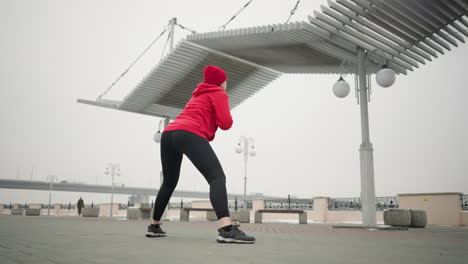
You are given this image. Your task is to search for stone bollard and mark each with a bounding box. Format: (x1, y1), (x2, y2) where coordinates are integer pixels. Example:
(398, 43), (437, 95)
(255, 211), (263, 224)
(299, 211), (308, 224)
(82, 208), (100, 217)
(140, 208), (151, 219)
(127, 208), (140, 220)
(180, 209), (189, 222)
(409, 210), (427, 228)
(25, 208), (41, 216)
(384, 209), (411, 227)
(206, 211), (217, 221)
(230, 211), (250, 223)
(11, 208), (24, 215)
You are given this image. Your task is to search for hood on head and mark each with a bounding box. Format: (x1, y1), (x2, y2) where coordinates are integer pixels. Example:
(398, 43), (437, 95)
(192, 83), (225, 96)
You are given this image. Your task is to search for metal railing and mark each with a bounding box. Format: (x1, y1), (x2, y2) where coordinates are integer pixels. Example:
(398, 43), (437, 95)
(265, 198), (314, 210)
(328, 197), (399, 211)
(60, 204), (76, 209)
(228, 200), (252, 210)
(168, 201), (192, 209)
(84, 203), (99, 208)
(376, 196), (399, 210)
(462, 194), (468, 211)
(329, 198), (362, 211)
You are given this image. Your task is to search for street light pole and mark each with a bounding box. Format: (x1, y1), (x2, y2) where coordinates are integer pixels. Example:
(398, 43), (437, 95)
(105, 163), (120, 218)
(47, 175), (57, 216)
(243, 138), (249, 205)
(236, 136), (256, 210)
(357, 48), (377, 227)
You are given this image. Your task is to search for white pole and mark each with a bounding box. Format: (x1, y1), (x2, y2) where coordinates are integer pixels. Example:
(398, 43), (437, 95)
(357, 48), (377, 227)
(47, 180), (52, 215)
(47, 176), (55, 216)
(243, 137), (249, 209)
(110, 169), (114, 217)
(169, 18), (177, 52)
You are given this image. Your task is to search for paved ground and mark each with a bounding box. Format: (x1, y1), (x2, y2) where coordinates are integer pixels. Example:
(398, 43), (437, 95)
(0, 214), (467, 264)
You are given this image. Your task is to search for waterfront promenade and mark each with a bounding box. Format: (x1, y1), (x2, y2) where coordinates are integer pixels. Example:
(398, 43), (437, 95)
(1, 214), (467, 264)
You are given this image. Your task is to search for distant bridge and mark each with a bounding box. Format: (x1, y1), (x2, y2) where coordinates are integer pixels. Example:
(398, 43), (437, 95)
(0, 179), (282, 200)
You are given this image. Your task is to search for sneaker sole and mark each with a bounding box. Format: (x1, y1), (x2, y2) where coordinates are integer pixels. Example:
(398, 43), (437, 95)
(145, 232), (167, 238)
(216, 236), (255, 244)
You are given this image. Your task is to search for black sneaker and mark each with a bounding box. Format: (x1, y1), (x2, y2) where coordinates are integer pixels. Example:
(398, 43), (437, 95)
(145, 224), (167, 237)
(216, 225), (255, 244)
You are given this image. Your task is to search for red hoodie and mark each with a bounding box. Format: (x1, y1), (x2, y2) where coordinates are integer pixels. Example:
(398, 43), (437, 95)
(163, 83), (233, 142)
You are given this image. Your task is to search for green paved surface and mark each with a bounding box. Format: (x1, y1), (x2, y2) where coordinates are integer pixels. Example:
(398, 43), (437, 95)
(0, 214), (467, 264)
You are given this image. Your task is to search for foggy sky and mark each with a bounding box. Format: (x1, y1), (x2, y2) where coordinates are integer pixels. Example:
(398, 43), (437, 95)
(1, 0), (467, 204)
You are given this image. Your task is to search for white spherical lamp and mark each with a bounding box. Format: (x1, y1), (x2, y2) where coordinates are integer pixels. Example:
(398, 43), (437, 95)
(376, 66), (396, 88)
(333, 77), (350, 98)
(153, 131), (161, 143)
(235, 144), (243, 154)
(249, 148), (256, 157)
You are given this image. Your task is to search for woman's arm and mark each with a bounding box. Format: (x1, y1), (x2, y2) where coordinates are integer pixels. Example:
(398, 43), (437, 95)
(211, 92), (233, 130)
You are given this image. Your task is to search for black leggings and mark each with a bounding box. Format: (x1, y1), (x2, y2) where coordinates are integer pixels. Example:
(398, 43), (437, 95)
(152, 129), (230, 221)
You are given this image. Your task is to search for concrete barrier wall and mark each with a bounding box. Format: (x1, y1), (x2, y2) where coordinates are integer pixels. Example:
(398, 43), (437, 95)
(0, 193), (464, 225)
(98, 204), (126, 217)
(190, 200), (212, 219)
(327, 211), (384, 223)
(58, 209), (78, 216)
(398, 193), (462, 226)
(461, 211), (468, 226)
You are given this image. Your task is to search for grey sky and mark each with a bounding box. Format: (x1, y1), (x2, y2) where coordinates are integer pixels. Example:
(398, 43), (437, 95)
(1, 0), (467, 204)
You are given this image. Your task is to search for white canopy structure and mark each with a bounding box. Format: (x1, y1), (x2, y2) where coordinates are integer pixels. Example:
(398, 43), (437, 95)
(78, 0), (468, 227)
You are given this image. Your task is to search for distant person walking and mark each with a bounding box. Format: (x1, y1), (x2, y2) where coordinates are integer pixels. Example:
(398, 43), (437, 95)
(77, 197), (84, 216)
(145, 65), (255, 244)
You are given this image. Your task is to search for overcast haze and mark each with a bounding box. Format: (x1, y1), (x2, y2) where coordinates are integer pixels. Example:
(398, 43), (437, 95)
(1, 0), (467, 204)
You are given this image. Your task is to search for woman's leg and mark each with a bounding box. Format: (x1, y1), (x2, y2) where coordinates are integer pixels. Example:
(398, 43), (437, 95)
(152, 131), (183, 223)
(174, 130), (231, 227)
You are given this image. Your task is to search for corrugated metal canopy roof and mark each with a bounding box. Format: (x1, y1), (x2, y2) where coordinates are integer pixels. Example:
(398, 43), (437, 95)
(78, 0), (468, 118)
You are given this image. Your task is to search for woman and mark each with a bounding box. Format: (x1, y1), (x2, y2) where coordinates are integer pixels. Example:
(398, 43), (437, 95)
(145, 65), (256, 244)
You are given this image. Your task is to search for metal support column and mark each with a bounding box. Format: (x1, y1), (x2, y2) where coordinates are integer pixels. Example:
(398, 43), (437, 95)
(357, 48), (377, 227)
(169, 17), (177, 52)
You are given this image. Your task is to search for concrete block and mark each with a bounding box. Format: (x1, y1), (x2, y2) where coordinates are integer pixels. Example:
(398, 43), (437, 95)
(410, 210), (427, 228)
(384, 209), (411, 227)
(255, 211), (263, 224)
(299, 212), (307, 224)
(82, 208), (99, 217)
(140, 208), (151, 219)
(11, 208), (24, 215)
(25, 208), (41, 216)
(127, 208), (151, 220)
(127, 208), (140, 220)
(180, 209), (189, 222)
(207, 211), (217, 221)
(230, 211), (250, 223)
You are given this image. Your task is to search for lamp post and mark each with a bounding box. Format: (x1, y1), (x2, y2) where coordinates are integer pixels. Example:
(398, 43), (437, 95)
(46, 175), (58, 216)
(332, 48), (396, 227)
(105, 163), (120, 217)
(235, 136), (256, 210)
